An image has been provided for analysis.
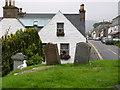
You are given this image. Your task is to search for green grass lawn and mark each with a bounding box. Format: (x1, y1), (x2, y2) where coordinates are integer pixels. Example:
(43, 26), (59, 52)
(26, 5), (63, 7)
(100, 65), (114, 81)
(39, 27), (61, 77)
(2, 60), (119, 88)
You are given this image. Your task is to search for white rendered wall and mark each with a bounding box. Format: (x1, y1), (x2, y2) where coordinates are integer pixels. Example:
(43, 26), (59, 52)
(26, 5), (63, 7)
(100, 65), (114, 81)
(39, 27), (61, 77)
(39, 11), (86, 63)
(92, 31), (96, 39)
(0, 18), (25, 37)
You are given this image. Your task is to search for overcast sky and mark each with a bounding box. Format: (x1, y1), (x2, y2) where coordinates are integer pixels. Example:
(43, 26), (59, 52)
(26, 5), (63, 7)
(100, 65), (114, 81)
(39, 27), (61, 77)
(0, 0), (119, 21)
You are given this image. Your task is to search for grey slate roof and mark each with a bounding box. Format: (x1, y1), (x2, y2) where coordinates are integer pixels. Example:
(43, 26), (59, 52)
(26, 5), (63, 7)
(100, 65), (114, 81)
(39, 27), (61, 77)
(64, 14), (85, 36)
(111, 15), (120, 26)
(97, 24), (104, 32)
(24, 13), (55, 18)
(19, 13), (85, 36)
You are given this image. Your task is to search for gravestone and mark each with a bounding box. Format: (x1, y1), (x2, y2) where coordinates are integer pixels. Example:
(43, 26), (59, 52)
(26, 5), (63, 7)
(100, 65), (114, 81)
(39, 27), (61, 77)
(11, 53), (27, 70)
(74, 42), (91, 64)
(44, 43), (61, 65)
(13, 60), (23, 70)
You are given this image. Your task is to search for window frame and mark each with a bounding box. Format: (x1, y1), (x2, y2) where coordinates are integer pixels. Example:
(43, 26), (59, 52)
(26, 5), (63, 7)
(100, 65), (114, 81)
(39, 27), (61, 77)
(56, 22), (65, 36)
(60, 43), (69, 54)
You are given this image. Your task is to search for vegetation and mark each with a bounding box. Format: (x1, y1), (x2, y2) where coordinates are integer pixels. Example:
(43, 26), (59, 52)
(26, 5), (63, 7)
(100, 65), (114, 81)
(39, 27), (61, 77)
(2, 60), (119, 88)
(93, 22), (111, 28)
(113, 41), (120, 48)
(60, 53), (70, 60)
(1, 28), (44, 76)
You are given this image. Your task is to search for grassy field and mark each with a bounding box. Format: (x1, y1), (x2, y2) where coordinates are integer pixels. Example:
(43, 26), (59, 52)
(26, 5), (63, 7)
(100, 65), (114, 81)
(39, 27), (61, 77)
(2, 60), (119, 88)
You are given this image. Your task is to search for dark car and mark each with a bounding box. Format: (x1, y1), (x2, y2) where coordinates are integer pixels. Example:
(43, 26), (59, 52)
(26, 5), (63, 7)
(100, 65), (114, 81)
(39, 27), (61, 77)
(105, 38), (113, 45)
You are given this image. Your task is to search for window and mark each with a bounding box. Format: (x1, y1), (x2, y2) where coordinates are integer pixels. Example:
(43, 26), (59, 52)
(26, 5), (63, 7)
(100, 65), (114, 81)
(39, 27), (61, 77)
(33, 21), (38, 26)
(42, 43), (47, 47)
(57, 23), (65, 36)
(60, 44), (69, 54)
(33, 21), (38, 28)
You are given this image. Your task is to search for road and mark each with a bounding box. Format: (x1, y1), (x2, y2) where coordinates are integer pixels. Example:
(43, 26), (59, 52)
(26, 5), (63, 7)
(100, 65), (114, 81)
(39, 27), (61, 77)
(89, 40), (120, 60)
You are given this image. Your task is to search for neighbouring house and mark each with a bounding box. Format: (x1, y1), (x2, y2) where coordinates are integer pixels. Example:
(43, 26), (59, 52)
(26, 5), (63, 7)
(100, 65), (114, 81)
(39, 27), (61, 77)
(18, 14), (55, 31)
(92, 22), (111, 39)
(91, 29), (96, 39)
(99, 24), (110, 38)
(0, 18), (25, 37)
(108, 15), (120, 38)
(91, 25), (104, 39)
(0, 0), (25, 37)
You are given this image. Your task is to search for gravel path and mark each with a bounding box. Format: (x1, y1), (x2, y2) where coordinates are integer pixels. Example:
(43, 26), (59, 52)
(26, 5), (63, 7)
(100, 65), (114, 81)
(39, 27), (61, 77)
(14, 66), (53, 75)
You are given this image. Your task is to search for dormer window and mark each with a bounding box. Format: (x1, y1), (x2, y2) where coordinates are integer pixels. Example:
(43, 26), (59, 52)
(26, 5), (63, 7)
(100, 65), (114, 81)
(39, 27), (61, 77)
(57, 23), (65, 36)
(33, 21), (38, 28)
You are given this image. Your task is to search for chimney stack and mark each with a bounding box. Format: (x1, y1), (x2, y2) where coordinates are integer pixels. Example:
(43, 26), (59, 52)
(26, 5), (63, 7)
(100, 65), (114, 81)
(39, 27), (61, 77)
(5, 0), (8, 6)
(79, 4), (86, 22)
(9, 0), (12, 6)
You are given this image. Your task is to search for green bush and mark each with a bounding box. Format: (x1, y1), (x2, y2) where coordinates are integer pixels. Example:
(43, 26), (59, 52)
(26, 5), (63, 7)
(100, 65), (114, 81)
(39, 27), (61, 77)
(27, 54), (43, 66)
(113, 41), (120, 48)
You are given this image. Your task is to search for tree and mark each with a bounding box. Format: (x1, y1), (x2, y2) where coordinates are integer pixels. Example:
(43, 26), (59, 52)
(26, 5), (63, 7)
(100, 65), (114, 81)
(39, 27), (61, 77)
(1, 28), (44, 76)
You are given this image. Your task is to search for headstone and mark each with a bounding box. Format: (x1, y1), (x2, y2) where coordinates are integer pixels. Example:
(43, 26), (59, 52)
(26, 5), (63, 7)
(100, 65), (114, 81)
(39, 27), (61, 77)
(74, 42), (91, 64)
(44, 43), (61, 65)
(13, 60), (23, 70)
(11, 53), (27, 70)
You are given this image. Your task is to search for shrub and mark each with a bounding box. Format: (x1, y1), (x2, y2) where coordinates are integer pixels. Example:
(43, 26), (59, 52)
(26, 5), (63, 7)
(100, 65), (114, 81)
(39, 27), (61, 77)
(27, 54), (43, 66)
(113, 41), (120, 48)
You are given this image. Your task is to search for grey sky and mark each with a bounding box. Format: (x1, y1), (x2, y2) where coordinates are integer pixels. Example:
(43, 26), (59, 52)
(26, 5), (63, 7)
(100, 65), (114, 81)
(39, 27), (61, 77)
(0, 0), (119, 21)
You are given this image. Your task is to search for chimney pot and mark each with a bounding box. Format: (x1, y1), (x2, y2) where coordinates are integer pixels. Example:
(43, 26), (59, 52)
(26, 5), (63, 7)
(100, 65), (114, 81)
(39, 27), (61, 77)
(12, 0), (15, 6)
(5, 0), (8, 6)
(9, 0), (12, 6)
(80, 4), (84, 10)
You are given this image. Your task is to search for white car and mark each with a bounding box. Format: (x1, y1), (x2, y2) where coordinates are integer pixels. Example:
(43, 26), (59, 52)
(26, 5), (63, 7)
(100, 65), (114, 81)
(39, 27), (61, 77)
(113, 38), (120, 41)
(95, 37), (100, 41)
(101, 37), (107, 43)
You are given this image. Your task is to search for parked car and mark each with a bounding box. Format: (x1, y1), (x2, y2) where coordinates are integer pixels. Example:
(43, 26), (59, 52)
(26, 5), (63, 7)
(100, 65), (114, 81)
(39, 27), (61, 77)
(87, 37), (93, 40)
(105, 38), (113, 45)
(113, 38), (120, 41)
(101, 37), (107, 43)
(95, 37), (100, 41)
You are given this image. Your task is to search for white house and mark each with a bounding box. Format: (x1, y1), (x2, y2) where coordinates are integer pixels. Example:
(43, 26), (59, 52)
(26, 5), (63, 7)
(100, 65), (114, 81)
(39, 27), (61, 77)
(91, 29), (96, 39)
(108, 15), (120, 38)
(39, 11), (86, 64)
(0, 18), (25, 37)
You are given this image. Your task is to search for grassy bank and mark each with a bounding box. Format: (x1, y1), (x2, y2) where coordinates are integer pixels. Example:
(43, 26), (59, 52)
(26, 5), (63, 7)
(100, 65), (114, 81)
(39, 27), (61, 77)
(2, 60), (119, 88)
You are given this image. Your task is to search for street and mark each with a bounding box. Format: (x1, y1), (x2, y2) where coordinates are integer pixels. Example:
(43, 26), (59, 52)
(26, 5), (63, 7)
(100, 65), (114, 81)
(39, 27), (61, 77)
(89, 40), (120, 60)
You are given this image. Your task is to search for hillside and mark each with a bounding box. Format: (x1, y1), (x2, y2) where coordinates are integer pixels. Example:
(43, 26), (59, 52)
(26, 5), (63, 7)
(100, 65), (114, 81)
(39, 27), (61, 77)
(86, 20), (98, 33)
(2, 60), (119, 88)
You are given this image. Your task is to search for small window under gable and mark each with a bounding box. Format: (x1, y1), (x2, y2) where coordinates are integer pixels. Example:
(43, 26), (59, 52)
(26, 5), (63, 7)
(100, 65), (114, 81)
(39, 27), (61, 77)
(57, 23), (65, 36)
